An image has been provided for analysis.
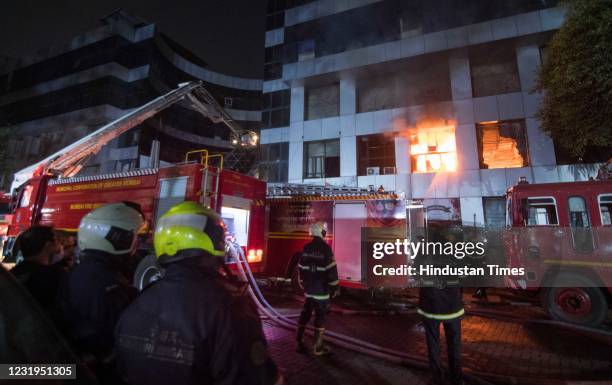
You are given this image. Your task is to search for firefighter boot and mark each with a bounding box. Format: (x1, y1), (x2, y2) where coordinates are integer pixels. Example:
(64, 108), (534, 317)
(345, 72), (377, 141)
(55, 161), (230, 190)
(295, 324), (307, 353)
(313, 328), (331, 356)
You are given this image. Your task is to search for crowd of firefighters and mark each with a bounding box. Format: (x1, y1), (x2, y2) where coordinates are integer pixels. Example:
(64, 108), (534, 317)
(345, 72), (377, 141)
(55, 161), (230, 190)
(6, 200), (466, 385)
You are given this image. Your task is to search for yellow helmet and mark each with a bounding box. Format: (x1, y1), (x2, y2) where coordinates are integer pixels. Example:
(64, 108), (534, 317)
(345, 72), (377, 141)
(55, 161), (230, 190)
(154, 201), (226, 261)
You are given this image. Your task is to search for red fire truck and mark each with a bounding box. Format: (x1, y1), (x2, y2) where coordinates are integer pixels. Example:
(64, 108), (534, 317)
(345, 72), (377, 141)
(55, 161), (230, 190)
(262, 184), (412, 289)
(505, 178), (612, 327)
(2, 82), (267, 274)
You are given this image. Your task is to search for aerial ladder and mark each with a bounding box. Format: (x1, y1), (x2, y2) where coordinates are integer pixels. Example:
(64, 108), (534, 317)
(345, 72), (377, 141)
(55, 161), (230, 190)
(39, 81), (258, 178)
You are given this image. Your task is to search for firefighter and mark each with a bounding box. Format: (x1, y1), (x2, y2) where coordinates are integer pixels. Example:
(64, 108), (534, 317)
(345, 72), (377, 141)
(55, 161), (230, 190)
(114, 201), (281, 385)
(417, 224), (465, 385)
(296, 221), (338, 356)
(63, 203), (143, 363)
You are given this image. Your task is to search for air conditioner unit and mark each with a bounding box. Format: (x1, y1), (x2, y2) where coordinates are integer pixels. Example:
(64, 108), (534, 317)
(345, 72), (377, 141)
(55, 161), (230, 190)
(383, 167), (396, 175)
(366, 167), (380, 175)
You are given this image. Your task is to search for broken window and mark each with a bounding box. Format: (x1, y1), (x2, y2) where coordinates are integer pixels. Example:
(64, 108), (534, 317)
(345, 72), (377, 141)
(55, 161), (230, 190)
(304, 139), (340, 179)
(357, 134), (396, 176)
(470, 43), (520, 97)
(477, 120), (529, 169)
(599, 195), (612, 226)
(409, 124), (457, 173)
(306, 83), (339, 120)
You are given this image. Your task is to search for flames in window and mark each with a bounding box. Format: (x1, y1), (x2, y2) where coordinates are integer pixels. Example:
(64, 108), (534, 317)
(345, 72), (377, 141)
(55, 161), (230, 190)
(409, 120), (457, 173)
(478, 120), (527, 169)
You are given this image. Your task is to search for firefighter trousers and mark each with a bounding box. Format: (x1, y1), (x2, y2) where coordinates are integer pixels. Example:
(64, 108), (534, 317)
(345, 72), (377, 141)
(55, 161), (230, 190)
(298, 298), (327, 328)
(422, 317), (462, 385)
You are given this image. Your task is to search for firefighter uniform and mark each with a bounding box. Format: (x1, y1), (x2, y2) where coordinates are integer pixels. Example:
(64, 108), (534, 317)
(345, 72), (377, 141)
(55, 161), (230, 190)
(296, 222), (338, 355)
(418, 286), (464, 385)
(115, 202), (281, 385)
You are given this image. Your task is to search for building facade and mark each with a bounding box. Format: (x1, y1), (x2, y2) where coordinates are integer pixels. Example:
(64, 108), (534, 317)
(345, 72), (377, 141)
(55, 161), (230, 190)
(260, 0), (604, 227)
(0, 10), (262, 190)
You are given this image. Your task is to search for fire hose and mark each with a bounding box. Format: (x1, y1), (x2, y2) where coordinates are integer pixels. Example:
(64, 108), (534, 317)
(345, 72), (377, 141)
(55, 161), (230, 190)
(226, 242), (495, 385)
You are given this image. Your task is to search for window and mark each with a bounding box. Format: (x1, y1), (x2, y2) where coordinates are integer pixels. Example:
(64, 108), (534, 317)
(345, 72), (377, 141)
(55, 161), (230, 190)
(264, 63), (282, 81)
(599, 194), (612, 225)
(568, 196), (594, 252)
(470, 43), (521, 97)
(19, 184), (33, 208)
(306, 84), (339, 120)
(117, 130), (140, 148)
(224, 97), (233, 108)
(357, 134), (396, 176)
(304, 140), (340, 179)
(483, 197), (506, 228)
(259, 142), (288, 183)
(477, 120), (529, 169)
(399, 4), (423, 38)
(409, 124), (457, 173)
(298, 39), (315, 61)
(261, 90), (290, 129)
(526, 197), (558, 226)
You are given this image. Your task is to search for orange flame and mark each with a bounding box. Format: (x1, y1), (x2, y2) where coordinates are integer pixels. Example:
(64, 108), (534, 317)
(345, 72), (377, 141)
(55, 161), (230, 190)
(394, 116), (458, 173)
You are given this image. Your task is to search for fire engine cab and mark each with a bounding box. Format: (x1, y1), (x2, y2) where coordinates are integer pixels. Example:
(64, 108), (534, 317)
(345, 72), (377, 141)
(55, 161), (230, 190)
(505, 178), (612, 327)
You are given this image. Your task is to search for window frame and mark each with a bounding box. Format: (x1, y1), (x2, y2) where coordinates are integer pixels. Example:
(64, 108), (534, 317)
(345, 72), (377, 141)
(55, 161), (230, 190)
(303, 139), (340, 179)
(525, 196), (559, 227)
(597, 193), (612, 226)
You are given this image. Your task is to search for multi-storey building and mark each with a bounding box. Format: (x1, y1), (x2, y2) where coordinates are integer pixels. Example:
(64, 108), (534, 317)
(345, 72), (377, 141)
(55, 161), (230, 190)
(0, 10), (262, 190)
(260, 0), (605, 227)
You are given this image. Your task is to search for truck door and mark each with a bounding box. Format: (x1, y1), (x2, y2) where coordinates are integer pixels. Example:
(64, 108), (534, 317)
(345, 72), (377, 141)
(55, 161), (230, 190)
(333, 202), (366, 283)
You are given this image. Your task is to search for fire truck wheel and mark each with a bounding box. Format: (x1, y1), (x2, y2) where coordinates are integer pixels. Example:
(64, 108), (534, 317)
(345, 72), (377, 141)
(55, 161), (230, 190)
(542, 274), (608, 328)
(133, 254), (164, 291)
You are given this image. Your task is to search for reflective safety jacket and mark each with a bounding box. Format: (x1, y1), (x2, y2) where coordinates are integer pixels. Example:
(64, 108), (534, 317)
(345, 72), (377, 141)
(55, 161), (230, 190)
(115, 255), (280, 385)
(298, 236), (339, 300)
(417, 286), (464, 321)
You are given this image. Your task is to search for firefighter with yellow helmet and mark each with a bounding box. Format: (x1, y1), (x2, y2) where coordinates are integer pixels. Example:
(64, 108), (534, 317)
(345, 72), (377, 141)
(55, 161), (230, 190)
(114, 201), (281, 385)
(296, 221), (339, 355)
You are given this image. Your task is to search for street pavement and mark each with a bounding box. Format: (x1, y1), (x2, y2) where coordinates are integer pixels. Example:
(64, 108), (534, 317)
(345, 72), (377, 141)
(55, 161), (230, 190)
(263, 290), (612, 385)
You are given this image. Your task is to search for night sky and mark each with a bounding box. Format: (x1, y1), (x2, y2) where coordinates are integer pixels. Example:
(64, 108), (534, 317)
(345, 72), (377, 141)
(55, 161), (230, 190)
(0, 0), (266, 78)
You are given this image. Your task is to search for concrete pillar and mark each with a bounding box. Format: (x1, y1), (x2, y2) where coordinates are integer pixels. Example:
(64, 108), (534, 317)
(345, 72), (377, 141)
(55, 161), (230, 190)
(340, 136), (356, 177)
(449, 50), (472, 100)
(339, 77), (356, 115)
(288, 141), (304, 182)
(290, 86), (305, 123)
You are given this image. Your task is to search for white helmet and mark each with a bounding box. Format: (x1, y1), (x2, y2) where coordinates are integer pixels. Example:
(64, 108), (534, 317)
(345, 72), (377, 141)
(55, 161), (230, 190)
(310, 222), (328, 238)
(78, 203), (144, 255)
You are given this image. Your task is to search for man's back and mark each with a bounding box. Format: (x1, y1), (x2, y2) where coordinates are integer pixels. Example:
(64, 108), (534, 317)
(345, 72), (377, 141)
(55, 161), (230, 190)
(64, 252), (135, 356)
(115, 258), (278, 385)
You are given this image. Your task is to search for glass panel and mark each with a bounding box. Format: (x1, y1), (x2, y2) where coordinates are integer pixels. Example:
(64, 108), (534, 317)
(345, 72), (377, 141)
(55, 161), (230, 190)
(569, 196), (594, 252)
(526, 198), (558, 225)
(599, 195), (612, 225)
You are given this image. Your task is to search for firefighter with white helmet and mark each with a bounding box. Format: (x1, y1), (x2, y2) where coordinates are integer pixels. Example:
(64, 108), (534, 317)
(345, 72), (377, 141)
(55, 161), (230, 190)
(63, 202), (144, 376)
(296, 221), (339, 355)
(114, 201), (281, 385)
